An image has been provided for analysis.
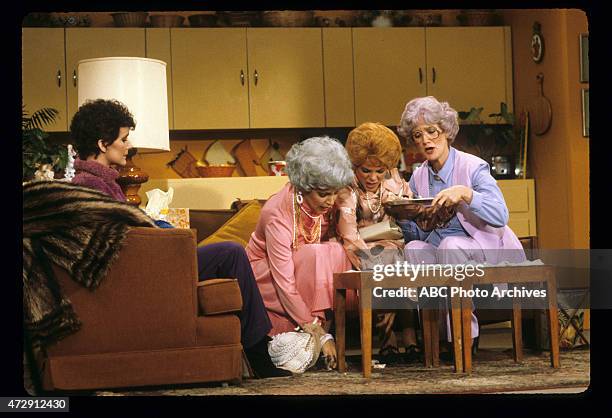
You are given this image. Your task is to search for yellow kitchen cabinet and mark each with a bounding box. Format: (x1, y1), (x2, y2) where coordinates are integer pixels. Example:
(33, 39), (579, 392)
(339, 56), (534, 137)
(247, 28), (325, 128)
(352, 27), (512, 126)
(171, 28), (249, 129)
(145, 28), (174, 129)
(353, 28), (427, 126)
(322, 28), (355, 127)
(65, 28), (146, 124)
(426, 27), (513, 122)
(22, 28), (68, 131)
(498, 179), (537, 238)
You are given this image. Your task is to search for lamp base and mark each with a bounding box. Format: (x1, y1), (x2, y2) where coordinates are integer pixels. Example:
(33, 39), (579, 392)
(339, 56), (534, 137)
(116, 148), (148, 206)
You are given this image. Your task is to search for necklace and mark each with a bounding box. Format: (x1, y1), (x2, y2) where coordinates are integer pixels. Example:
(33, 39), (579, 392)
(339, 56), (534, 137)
(299, 202), (321, 220)
(364, 185), (383, 214)
(292, 191), (322, 249)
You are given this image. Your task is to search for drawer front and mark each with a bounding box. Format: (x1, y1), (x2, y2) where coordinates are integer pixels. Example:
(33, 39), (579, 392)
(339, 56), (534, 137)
(501, 183), (530, 213)
(508, 218), (531, 238)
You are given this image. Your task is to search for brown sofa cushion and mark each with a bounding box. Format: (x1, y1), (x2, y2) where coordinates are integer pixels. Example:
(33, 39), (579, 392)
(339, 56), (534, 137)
(197, 279), (243, 315)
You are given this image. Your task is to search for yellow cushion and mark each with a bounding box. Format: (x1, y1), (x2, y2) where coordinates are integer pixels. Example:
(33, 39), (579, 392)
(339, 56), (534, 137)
(198, 200), (262, 248)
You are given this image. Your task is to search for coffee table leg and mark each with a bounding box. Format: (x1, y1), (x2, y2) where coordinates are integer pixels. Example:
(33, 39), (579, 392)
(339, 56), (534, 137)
(450, 293), (464, 373)
(431, 307), (440, 367)
(546, 276), (561, 368)
(511, 292), (524, 363)
(461, 292), (472, 374)
(422, 308), (433, 367)
(335, 288), (347, 372)
(359, 296), (372, 378)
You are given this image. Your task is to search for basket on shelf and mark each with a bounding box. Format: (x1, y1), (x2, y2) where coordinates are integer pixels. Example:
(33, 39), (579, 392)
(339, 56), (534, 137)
(166, 148), (200, 178)
(261, 11), (314, 27)
(406, 12), (442, 27)
(110, 12), (149, 27)
(196, 163), (236, 178)
(457, 10), (501, 26)
(150, 14), (185, 27)
(188, 13), (217, 27)
(216, 11), (261, 27)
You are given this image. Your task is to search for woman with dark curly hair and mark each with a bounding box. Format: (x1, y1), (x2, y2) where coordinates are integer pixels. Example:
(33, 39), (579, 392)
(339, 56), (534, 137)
(70, 99), (135, 201)
(68, 99), (291, 378)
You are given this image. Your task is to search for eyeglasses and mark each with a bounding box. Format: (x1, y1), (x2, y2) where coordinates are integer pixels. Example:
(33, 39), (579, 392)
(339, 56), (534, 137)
(411, 126), (442, 143)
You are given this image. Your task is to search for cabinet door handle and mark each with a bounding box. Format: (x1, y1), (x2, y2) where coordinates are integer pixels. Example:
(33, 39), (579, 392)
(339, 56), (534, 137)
(432, 67), (436, 84)
(240, 69), (245, 86)
(254, 69), (258, 86)
(72, 70), (77, 87)
(57, 70), (62, 87)
(418, 67), (423, 84)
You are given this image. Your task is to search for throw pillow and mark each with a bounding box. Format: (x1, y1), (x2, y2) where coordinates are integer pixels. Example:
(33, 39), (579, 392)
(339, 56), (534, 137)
(198, 200), (262, 248)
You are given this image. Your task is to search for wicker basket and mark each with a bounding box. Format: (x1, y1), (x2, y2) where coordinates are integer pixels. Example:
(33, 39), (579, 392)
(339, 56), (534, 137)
(110, 12), (149, 27)
(216, 11), (261, 27)
(406, 12), (442, 27)
(457, 11), (500, 26)
(188, 13), (218, 27)
(196, 164), (236, 178)
(150, 14), (185, 27)
(261, 11), (314, 27)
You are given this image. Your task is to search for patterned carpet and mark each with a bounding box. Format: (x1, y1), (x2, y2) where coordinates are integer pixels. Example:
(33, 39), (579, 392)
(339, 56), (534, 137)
(96, 347), (590, 396)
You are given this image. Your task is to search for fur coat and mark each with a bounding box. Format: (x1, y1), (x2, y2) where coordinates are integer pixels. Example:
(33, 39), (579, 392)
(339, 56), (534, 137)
(22, 180), (157, 349)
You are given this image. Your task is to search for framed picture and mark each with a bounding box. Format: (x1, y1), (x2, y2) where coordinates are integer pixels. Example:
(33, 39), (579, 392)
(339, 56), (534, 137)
(581, 88), (589, 137)
(579, 33), (589, 83)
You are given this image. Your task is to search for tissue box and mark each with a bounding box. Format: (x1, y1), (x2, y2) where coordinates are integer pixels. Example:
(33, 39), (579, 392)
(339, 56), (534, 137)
(166, 208), (190, 229)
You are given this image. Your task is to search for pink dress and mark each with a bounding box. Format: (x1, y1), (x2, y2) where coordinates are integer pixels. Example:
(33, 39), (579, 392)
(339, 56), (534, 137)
(245, 183), (352, 336)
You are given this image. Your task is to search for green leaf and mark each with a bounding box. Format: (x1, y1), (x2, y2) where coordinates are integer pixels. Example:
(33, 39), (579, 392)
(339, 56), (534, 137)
(28, 108), (59, 130)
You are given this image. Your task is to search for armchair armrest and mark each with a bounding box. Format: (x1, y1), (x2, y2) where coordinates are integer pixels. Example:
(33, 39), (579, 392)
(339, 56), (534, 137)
(197, 279), (243, 315)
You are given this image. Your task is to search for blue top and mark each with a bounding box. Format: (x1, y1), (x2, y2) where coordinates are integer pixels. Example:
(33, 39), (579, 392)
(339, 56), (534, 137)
(399, 147), (509, 247)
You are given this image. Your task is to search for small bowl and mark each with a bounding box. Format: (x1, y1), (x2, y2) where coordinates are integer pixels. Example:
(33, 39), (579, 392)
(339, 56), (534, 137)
(267, 160), (287, 176)
(110, 12), (148, 27)
(196, 164), (236, 178)
(188, 13), (217, 27)
(150, 14), (185, 27)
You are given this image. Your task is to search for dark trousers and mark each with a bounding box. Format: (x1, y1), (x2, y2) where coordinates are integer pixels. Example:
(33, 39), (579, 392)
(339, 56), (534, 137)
(197, 242), (272, 349)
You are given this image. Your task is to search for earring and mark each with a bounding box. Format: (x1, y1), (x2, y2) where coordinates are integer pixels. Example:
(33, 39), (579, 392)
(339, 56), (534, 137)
(296, 191), (304, 205)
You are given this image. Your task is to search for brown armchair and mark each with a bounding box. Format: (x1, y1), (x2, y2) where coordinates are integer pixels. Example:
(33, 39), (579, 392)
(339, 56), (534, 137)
(40, 227), (244, 391)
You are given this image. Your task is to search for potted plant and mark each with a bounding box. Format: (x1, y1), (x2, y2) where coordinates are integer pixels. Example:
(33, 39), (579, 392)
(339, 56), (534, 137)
(458, 102), (520, 178)
(22, 106), (69, 182)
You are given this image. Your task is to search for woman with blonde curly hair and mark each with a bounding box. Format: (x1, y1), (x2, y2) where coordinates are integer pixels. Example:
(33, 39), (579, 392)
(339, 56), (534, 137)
(335, 122), (421, 363)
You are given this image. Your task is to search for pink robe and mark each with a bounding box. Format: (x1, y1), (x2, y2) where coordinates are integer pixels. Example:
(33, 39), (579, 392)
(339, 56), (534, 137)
(246, 183), (352, 336)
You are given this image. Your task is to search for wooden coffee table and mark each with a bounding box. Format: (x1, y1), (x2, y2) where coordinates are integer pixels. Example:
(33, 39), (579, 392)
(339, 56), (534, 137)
(333, 265), (560, 377)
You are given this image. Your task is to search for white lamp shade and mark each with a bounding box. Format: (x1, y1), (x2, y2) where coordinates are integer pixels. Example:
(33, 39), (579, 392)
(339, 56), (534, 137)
(77, 57), (170, 152)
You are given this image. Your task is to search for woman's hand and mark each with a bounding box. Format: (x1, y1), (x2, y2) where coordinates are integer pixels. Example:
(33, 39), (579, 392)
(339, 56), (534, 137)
(432, 185), (473, 207)
(321, 340), (337, 370)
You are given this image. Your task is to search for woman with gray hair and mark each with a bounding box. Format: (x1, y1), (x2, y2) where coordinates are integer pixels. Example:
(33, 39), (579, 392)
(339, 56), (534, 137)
(246, 136), (354, 365)
(395, 96), (525, 356)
